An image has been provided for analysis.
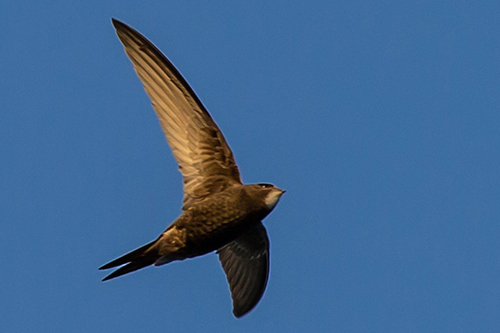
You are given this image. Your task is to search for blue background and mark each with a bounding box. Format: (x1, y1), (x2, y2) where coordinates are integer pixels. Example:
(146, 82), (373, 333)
(2, 1), (499, 332)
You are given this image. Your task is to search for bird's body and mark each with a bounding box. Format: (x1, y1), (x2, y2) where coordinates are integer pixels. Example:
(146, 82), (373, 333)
(167, 185), (273, 257)
(100, 19), (285, 318)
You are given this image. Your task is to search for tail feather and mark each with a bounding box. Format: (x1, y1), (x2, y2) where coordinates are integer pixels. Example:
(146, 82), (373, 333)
(100, 240), (157, 270)
(100, 239), (158, 281)
(102, 259), (155, 281)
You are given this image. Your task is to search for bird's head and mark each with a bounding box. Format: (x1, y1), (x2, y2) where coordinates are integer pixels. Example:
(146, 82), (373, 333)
(247, 183), (286, 211)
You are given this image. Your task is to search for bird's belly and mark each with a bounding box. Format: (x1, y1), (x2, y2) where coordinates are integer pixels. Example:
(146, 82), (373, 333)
(181, 215), (257, 258)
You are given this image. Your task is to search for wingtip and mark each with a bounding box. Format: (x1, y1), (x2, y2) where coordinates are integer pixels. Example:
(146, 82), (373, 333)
(232, 307), (251, 319)
(233, 310), (244, 319)
(111, 18), (129, 32)
(111, 18), (121, 27)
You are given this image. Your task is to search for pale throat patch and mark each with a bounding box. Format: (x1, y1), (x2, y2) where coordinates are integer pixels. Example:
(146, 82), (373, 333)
(265, 190), (282, 209)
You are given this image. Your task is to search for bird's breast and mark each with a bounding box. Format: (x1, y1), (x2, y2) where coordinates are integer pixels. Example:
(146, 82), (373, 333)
(173, 189), (264, 257)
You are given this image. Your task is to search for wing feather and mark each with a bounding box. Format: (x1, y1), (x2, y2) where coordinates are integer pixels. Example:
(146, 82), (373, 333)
(112, 19), (242, 209)
(217, 222), (270, 318)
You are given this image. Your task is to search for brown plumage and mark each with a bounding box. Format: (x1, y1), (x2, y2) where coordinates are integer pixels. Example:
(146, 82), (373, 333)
(99, 19), (285, 318)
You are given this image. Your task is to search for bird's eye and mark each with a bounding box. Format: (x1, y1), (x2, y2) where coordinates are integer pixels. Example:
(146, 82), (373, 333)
(258, 183), (272, 188)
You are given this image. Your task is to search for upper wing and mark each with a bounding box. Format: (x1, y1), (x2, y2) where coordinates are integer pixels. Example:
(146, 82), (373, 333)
(217, 222), (270, 318)
(112, 19), (242, 209)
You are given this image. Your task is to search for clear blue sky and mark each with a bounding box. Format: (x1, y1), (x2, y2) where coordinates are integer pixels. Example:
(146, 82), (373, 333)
(2, 1), (499, 332)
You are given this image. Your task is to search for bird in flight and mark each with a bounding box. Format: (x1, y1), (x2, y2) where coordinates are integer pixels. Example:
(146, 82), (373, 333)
(100, 19), (285, 318)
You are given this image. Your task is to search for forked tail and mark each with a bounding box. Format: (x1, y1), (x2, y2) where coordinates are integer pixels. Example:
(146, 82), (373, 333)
(99, 240), (158, 281)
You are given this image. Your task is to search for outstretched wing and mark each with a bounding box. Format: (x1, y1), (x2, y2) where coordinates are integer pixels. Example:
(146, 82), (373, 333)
(112, 19), (242, 209)
(217, 222), (270, 318)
